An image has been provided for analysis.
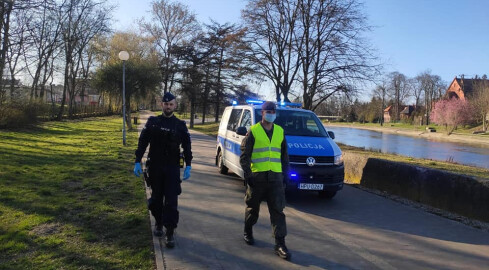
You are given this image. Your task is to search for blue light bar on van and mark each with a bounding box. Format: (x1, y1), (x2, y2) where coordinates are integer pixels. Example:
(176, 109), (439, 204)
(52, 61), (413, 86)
(231, 100), (238, 105)
(290, 172), (298, 181)
(279, 101), (302, 108)
(246, 99), (265, 105)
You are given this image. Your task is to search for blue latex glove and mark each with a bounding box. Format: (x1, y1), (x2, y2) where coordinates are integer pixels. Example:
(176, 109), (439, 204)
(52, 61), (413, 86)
(134, 162), (142, 177)
(183, 166), (191, 180)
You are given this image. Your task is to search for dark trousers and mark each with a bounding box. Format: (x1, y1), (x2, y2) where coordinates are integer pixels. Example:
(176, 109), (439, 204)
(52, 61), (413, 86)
(245, 171), (287, 239)
(148, 165), (181, 229)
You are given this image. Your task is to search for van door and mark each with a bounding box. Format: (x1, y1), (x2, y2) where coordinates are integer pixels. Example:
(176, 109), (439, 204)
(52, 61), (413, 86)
(239, 109), (252, 134)
(232, 109), (252, 177)
(223, 108), (243, 175)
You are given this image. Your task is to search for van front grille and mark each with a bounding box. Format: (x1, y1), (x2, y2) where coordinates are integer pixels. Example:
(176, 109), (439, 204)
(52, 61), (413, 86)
(289, 155), (334, 164)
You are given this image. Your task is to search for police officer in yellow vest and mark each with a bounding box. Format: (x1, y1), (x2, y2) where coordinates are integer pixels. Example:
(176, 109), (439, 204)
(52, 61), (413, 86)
(240, 101), (291, 260)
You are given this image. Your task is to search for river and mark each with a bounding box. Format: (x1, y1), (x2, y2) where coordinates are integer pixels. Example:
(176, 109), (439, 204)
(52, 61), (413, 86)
(324, 126), (489, 169)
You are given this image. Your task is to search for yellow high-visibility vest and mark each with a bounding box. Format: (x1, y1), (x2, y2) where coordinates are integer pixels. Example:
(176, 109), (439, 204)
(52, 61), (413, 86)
(250, 123), (284, 172)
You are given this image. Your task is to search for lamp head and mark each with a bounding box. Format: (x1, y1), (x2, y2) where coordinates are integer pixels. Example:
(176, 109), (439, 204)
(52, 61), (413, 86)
(118, 51), (129, 61)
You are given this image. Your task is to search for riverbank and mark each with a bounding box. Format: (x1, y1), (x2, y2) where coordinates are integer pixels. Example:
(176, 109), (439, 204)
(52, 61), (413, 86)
(324, 123), (489, 148)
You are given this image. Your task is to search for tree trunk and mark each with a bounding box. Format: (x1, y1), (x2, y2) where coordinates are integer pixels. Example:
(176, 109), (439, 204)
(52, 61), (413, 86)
(483, 114), (487, 132)
(126, 95), (132, 130)
(275, 83), (280, 102)
(190, 93), (195, 128)
(9, 74), (15, 100)
(0, 1), (13, 98)
(215, 91), (220, 123)
(57, 68), (69, 120)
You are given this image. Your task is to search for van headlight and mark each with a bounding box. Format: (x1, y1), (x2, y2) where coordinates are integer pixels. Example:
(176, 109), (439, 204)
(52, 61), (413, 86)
(334, 154), (343, 166)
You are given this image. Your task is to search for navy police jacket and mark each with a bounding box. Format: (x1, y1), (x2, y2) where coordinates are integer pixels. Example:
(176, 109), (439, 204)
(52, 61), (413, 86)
(135, 115), (192, 166)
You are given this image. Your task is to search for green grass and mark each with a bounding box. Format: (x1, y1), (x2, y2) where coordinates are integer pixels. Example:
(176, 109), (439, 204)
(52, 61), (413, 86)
(191, 122), (489, 180)
(191, 122), (220, 137)
(0, 116), (153, 269)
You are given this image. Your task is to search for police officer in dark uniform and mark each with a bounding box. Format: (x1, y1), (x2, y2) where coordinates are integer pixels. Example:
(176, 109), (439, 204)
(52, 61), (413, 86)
(240, 101), (291, 260)
(133, 92), (192, 248)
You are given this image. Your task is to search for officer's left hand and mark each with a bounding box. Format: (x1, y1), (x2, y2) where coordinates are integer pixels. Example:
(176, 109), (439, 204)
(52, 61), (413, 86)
(134, 162), (142, 177)
(183, 166), (191, 180)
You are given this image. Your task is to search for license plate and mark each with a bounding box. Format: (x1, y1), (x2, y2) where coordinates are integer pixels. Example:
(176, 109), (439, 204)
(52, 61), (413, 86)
(299, 183), (324, 190)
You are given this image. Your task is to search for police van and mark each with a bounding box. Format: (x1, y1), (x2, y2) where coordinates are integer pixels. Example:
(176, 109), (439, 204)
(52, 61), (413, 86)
(216, 100), (344, 198)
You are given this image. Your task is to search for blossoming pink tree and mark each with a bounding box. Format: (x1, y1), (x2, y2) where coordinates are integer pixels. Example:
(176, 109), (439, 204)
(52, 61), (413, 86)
(430, 98), (473, 135)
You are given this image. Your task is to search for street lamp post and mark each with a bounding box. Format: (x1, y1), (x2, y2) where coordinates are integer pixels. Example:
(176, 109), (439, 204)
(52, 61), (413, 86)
(118, 51), (129, 145)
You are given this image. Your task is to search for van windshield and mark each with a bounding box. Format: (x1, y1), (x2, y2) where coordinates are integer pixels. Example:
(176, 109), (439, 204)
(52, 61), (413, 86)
(255, 109), (328, 137)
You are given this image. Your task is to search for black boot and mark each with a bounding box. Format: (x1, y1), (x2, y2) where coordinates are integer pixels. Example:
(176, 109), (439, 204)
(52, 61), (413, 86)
(154, 224), (163, 237)
(165, 227), (175, 248)
(243, 227), (254, 245)
(274, 238), (291, 260)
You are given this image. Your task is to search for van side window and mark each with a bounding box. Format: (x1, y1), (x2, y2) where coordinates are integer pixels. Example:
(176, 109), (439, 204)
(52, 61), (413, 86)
(219, 109), (231, 134)
(227, 109), (242, 131)
(240, 110), (252, 130)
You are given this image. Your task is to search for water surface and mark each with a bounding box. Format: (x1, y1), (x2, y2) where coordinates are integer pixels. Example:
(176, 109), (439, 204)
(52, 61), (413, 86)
(325, 126), (489, 169)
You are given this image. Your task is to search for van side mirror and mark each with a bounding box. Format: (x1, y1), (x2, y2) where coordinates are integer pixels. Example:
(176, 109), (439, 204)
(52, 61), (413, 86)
(327, 131), (335, 139)
(236, 127), (247, 136)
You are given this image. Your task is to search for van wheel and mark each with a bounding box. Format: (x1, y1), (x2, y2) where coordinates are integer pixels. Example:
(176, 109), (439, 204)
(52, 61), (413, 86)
(217, 151), (228, 174)
(318, 190), (336, 199)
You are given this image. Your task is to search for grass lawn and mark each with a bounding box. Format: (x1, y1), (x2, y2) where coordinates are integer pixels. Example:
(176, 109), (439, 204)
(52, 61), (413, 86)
(190, 122), (489, 180)
(190, 122), (220, 137)
(0, 116), (153, 269)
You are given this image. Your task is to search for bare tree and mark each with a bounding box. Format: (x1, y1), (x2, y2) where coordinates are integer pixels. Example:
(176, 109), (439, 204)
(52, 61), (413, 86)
(470, 75), (489, 132)
(5, 2), (28, 101)
(1, 0), (45, 103)
(242, 0), (301, 102)
(297, 0), (379, 110)
(409, 77), (423, 109)
(202, 21), (251, 122)
(172, 42), (208, 128)
(387, 72), (409, 122)
(415, 70), (444, 125)
(92, 31), (161, 130)
(373, 79), (388, 126)
(140, 0), (200, 94)
(21, 0), (62, 101)
(0, 0), (15, 103)
(56, 0), (111, 119)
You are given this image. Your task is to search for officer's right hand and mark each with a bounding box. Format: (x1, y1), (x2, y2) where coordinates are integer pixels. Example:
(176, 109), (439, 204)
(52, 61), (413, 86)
(134, 162), (142, 177)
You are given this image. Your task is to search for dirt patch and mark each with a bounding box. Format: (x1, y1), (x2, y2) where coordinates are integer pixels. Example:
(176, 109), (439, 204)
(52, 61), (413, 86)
(30, 222), (62, 236)
(62, 179), (83, 190)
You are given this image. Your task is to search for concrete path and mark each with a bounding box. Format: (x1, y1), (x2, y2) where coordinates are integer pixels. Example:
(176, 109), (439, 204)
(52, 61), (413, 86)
(136, 111), (489, 270)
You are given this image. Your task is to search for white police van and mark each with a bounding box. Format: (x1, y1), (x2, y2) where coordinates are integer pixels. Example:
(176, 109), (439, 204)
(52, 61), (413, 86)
(216, 100), (344, 198)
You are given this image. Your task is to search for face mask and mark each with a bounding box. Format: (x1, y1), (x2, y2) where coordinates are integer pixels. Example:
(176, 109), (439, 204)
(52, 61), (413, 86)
(264, 113), (276, 123)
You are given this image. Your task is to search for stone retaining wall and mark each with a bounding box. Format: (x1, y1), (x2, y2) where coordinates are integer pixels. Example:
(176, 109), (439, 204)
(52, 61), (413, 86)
(343, 152), (489, 223)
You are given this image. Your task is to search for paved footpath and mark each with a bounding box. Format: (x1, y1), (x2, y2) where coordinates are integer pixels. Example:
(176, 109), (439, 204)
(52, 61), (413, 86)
(136, 111), (489, 270)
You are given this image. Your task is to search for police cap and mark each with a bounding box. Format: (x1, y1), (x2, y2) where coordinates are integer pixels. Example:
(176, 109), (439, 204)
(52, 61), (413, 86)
(162, 92), (175, 102)
(261, 101), (276, 111)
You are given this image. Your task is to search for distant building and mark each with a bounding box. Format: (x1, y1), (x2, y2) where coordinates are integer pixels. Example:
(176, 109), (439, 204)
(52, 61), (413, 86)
(384, 105), (416, 123)
(1, 78), (21, 88)
(383, 105), (392, 123)
(446, 76), (489, 100)
(44, 80), (101, 105)
(400, 105), (416, 121)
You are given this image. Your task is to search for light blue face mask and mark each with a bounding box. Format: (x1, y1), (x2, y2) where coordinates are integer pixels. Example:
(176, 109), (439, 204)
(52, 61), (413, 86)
(264, 113), (276, 123)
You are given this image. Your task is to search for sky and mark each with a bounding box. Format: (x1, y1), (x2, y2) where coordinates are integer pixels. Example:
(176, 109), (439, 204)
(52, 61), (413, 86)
(108, 0), (489, 100)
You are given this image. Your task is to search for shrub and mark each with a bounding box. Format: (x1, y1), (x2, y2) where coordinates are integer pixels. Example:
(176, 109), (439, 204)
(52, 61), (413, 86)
(0, 99), (49, 129)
